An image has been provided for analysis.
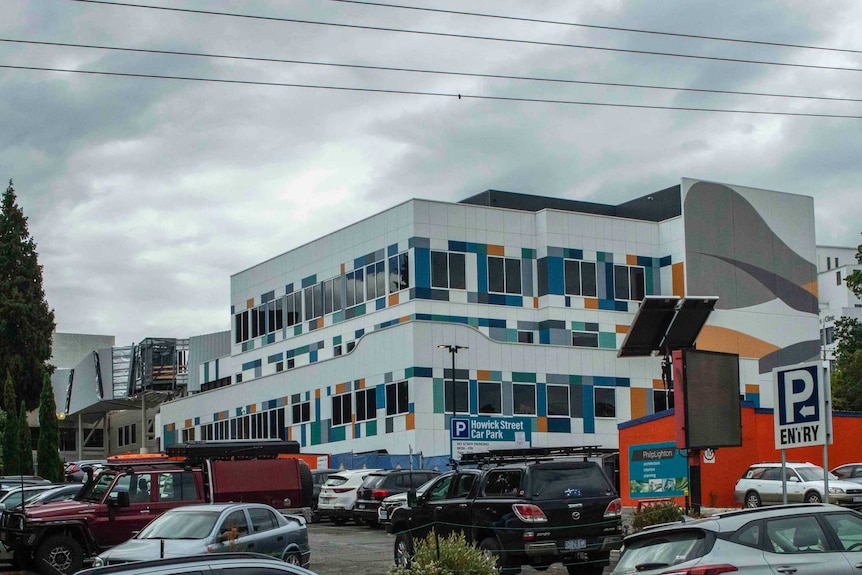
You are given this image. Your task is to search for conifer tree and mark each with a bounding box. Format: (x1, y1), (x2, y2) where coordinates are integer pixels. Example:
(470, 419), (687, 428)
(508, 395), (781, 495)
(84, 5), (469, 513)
(2, 374), (19, 475)
(0, 180), (56, 410)
(19, 400), (34, 475)
(37, 372), (63, 482)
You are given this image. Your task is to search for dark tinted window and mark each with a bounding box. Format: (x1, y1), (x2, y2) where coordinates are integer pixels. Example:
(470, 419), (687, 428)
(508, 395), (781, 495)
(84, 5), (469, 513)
(449, 253), (466, 290)
(733, 521), (762, 549)
(362, 475), (389, 489)
(530, 463), (614, 500)
(248, 507), (279, 532)
(616, 530), (709, 571)
(484, 470), (522, 496)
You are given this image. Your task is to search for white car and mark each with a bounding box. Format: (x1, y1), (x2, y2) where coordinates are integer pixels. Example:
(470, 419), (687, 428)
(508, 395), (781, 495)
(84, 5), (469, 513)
(317, 468), (381, 525)
(734, 461), (862, 508)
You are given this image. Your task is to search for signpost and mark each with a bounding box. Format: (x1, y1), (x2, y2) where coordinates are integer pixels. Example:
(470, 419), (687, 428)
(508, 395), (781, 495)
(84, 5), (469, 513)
(450, 416), (531, 460)
(772, 361), (832, 503)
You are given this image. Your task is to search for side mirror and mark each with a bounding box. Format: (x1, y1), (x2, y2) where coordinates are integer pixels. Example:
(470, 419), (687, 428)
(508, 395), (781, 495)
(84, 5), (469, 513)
(110, 491), (130, 507)
(0, 503), (6, 511)
(406, 489), (418, 508)
(788, 476), (800, 483)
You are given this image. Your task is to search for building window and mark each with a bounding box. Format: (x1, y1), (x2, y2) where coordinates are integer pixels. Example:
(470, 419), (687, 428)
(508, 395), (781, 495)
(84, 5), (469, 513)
(614, 265), (646, 301)
(444, 380), (469, 414)
(653, 389), (674, 413)
(366, 260), (387, 300)
(488, 256), (521, 294)
(517, 331), (534, 344)
(513, 384), (536, 415)
(564, 260), (597, 297)
(332, 393), (352, 426)
(431, 252), (466, 289)
(478, 382), (502, 414)
(386, 381), (409, 416)
(595, 387), (616, 418)
(234, 310), (249, 343)
(181, 428), (196, 442)
(285, 290), (302, 327)
(547, 385), (569, 417)
(304, 282), (324, 320)
(324, 276), (344, 315)
(572, 331), (599, 348)
(118, 423), (138, 448)
(292, 400), (311, 424)
(346, 269), (365, 307)
(389, 252), (410, 293)
(356, 388), (377, 421)
(837, 271), (842, 285)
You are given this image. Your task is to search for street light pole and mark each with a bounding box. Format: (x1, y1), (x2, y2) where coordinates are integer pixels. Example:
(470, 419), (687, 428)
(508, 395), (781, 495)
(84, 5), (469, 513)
(438, 345), (468, 416)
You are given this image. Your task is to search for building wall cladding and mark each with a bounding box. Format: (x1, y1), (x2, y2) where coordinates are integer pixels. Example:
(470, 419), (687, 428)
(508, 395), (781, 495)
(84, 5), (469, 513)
(159, 180), (818, 464)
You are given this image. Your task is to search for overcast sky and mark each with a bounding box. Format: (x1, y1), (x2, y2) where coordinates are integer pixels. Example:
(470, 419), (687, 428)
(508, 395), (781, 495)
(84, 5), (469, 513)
(2, 0), (860, 346)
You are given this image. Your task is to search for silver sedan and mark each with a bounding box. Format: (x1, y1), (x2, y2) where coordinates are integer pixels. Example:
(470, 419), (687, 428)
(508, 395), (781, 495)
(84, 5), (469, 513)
(93, 503), (310, 568)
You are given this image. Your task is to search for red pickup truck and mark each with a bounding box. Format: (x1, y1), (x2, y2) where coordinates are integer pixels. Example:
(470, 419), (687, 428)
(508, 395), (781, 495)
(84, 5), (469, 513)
(0, 441), (312, 575)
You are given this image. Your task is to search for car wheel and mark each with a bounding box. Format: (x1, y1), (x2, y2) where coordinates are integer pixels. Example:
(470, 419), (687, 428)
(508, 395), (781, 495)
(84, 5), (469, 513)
(745, 491), (761, 508)
(35, 535), (83, 575)
(805, 491), (822, 503)
(331, 516), (348, 525)
(394, 533), (414, 568)
(283, 551), (301, 565)
(480, 536), (518, 573)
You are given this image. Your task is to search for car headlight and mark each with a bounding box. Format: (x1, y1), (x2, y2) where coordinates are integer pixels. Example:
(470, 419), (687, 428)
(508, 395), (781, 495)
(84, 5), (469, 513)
(92, 557), (105, 568)
(829, 487), (845, 494)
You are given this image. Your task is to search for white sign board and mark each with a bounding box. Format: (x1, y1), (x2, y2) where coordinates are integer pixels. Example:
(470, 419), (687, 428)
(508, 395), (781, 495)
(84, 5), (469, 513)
(773, 362), (830, 450)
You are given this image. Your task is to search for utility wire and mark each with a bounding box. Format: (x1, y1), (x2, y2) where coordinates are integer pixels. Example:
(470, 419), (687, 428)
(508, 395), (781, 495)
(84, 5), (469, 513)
(4, 38), (859, 104)
(2, 63), (860, 119)
(70, 0), (862, 74)
(327, 0), (862, 56)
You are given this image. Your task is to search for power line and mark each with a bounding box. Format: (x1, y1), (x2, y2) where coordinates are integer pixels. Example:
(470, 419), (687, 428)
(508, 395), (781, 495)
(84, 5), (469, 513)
(4, 37), (860, 104)
(70, 0), (862, 74)
(327, 0), (862, 56)
(2, 63), (860, 119)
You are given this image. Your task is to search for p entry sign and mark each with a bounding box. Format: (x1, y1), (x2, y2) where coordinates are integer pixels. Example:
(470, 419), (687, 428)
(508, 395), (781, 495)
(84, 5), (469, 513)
(772, 361), (831, 450)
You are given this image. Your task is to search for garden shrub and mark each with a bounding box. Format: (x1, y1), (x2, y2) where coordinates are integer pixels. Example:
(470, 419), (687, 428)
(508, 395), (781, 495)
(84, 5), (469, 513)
(632, 501), (684, 531)
(389, 530), (499, 575)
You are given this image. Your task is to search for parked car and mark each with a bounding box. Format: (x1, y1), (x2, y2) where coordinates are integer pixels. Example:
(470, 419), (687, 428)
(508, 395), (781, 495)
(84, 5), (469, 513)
(80, 552), (319, 575)
(92, 502), (310, 568)
(734, 461), (862, 508)
(317, 468), (381, 525)
(6, 484), (81, 509)
(611, 503), (862, 574)
(310, 468), (339, 523)
(64, 460), (107, 483)
(378, 473), (439, 530)
(832, 462), (862, 485)
(0, 484), (61, 511)
(354, 469), (440, 526)
(0, 476), (51, 488)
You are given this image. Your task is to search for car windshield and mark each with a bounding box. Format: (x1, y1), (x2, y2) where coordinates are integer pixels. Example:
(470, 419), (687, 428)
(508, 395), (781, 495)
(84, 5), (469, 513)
(81, 471), (117, 502)
(616, 530), (709, 571)
(530, 463), (615, 499)
(796, 467), (837, 482)
(324, 475), (351, 487)
(362, 475), (388, 489)
(138, 510), (221, 539)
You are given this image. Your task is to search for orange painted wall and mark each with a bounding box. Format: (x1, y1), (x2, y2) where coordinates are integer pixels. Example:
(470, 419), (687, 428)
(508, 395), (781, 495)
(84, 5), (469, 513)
(619, 406), (862, 509)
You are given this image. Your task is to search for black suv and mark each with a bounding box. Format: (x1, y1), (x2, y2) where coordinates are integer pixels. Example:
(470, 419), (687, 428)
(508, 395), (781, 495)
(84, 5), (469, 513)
(354, 469), (440, 526)
(390, 449), (623, 575)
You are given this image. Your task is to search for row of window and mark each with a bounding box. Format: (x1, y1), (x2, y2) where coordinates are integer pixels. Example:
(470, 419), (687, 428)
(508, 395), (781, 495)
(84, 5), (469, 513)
(235, 253), (409, 343)
(444, 381), (619, 418)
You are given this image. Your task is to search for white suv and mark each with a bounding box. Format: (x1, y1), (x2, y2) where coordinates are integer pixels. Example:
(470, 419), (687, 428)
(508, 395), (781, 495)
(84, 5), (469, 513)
(734, 462), (862, 508)
(316, 468), (381, 525)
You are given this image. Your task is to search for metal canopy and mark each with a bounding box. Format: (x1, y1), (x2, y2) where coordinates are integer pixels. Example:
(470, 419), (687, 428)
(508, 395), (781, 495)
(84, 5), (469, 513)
(618, 296), (718, 357)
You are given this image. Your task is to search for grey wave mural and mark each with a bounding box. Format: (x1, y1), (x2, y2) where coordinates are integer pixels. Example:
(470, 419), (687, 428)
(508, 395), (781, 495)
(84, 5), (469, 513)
(684, 182), (817, 313)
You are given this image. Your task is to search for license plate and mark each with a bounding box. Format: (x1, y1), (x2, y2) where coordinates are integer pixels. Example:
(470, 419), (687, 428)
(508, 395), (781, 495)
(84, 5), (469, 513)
(854, 496), (862, 502)
(357, 504), (365, 509)
(379, 510), (388, 520)
(564, 539), (586, 551)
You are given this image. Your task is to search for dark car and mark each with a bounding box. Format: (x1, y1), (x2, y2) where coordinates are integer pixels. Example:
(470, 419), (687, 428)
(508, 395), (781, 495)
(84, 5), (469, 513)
(310, 468), (339, 523)
(354, 469), (440, 526)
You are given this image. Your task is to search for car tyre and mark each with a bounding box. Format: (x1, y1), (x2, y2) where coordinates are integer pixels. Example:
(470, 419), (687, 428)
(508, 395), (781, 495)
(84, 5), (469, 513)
(283, 551), (301, 565)
(331, 516), (348, 525)
(480, 536), (519, 574)
(35, 534), (83, 575)
(394, 533), (414, 568)
(805, 491), (822, 503)
(745, 491), (761, 508)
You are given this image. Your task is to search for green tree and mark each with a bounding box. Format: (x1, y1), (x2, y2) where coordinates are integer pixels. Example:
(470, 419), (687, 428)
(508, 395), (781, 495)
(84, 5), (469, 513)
(0, 180), (56, 410)
(19, 400), (34, 475)
(2, 373), (19, 475)
(37, 372), (63, 482)
(831, 237), (862, 411)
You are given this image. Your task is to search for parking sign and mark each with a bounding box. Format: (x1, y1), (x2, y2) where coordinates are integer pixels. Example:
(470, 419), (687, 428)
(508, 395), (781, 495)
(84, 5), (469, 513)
(451, 418), (469, 439)
(773, 362), (830, 449)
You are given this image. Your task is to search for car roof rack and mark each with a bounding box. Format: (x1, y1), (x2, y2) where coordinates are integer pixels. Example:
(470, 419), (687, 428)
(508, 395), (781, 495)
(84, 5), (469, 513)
(164, 440), (301, 461)
(456, 446), (612, 468)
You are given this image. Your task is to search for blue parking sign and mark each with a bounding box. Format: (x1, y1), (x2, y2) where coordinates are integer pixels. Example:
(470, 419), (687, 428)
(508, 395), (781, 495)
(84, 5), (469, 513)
(451, 418), (469, 439)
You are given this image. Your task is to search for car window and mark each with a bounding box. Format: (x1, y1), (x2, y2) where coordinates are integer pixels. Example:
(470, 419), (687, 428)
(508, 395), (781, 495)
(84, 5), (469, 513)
(108, 474), (134, 502)
(616, 530), (709, 571)
(833, 467), (851, 479)
(765, 516), (827, 554)
(159, 472), (198, 502)
(215, 568), (293, 575)
(362, 475), (388, 489)
(220, 510), (250, 539)
(484, 470), (522, 496)
(744, 467), (766, 479)
(822, 512), (862, 551)
(427, 476), (454, 502)
(732, 521), (762, 549)
(760, 468), (780, 481)
(455, 473), (476, 498)
(248, 507), (279, 533)
(796, 467), (836, 482)
(325, 475), (351, 487)
(530, 463), (614, 499)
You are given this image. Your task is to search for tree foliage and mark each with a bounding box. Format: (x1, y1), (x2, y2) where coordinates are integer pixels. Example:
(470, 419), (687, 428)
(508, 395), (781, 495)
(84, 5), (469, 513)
(831, 236), (862, 412)
(2, 373), (19, 475)
(37, 372), (63, 482)
(19, 400), (34, 475)
(0, 180), (56, 410)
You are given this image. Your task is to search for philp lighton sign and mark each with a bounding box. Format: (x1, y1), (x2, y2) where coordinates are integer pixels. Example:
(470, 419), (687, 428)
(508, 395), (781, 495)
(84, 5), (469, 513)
(629, 442), (689, 498)
(450, 416), (531, 459)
